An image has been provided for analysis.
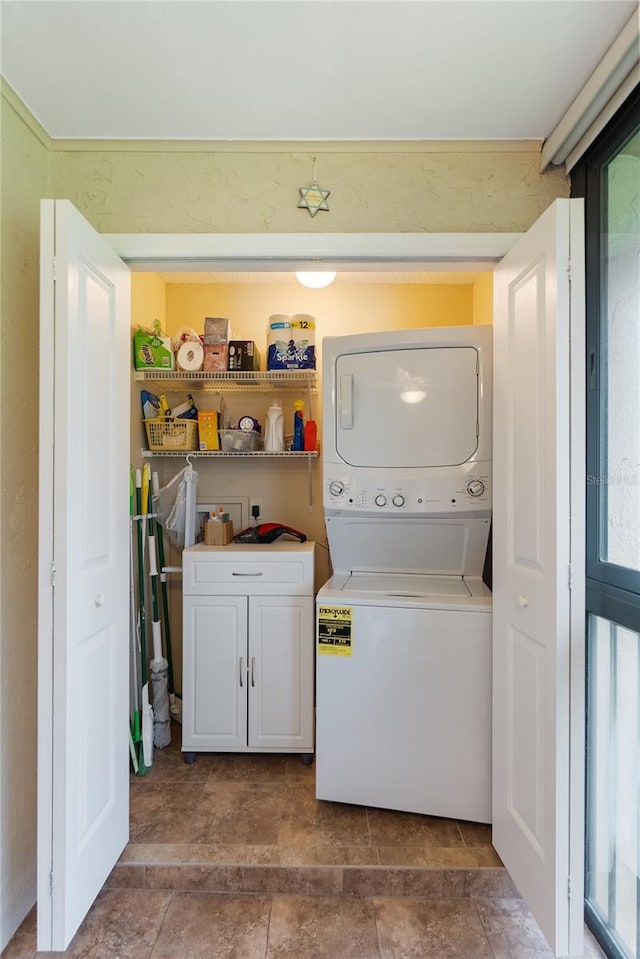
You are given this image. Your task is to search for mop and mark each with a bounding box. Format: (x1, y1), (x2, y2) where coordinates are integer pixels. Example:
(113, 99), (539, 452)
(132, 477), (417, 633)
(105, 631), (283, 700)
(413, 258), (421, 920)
(152, 471), (181, 723)
(136, 467), (153, 772)
(128, 468), (140, 774)
(146, 464), (171, 748)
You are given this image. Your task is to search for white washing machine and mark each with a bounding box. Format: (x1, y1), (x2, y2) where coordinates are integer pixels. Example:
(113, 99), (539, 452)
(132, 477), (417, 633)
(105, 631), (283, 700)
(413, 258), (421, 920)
(316, 326), (493, 823)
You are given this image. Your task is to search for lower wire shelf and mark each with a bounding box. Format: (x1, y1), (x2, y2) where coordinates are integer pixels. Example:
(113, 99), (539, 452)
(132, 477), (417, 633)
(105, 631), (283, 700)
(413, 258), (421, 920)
(141, 449), (319, 458)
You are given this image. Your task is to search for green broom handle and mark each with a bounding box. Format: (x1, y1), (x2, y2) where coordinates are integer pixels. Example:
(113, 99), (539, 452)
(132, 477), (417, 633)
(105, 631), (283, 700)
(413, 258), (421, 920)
(152, 473), (176, 696)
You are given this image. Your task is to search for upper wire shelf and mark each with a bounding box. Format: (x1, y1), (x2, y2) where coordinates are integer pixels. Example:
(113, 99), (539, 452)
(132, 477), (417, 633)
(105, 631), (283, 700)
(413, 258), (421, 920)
(134, 369), (317, 393)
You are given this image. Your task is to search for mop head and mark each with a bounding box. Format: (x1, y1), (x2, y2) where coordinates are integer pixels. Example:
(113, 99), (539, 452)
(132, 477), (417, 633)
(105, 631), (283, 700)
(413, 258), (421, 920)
(151, 659), (172, 748)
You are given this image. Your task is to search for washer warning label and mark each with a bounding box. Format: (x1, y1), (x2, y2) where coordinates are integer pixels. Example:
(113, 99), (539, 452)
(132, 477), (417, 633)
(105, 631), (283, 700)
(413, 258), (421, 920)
(318, 606), (353, 656)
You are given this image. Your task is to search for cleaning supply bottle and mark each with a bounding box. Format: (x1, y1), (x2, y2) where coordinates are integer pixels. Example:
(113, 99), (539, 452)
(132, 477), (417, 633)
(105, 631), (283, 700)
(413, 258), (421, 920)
(292, 400), (304, 451)
(264, 399), (284, 452)
(304, 419), (317, 452)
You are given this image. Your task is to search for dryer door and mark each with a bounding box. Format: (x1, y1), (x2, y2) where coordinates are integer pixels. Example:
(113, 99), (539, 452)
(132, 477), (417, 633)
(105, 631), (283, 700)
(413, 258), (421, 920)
(335, 346), (478, 468)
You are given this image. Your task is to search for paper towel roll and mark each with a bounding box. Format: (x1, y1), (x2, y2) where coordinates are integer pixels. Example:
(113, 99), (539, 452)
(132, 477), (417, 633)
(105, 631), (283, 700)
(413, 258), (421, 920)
(177, 341), (204, 372)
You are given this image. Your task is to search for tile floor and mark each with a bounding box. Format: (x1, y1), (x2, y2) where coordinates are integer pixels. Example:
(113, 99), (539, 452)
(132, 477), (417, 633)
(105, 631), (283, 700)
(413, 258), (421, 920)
(3, 727), (607, 958)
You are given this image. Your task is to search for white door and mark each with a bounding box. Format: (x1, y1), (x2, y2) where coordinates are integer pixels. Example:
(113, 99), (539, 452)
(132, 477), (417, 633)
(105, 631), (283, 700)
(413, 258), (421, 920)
(493, 198), (585, 957)
(248, 596), (314, 750)
(37, 200), (130, 951)
(181, 596), (248, 751)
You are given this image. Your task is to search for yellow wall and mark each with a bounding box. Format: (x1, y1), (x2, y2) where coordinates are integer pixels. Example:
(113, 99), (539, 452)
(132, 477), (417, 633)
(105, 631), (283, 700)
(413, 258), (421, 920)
(473, 273), (494, 325)
(163, 279), (473, 339)
(0, 85), (51, 949)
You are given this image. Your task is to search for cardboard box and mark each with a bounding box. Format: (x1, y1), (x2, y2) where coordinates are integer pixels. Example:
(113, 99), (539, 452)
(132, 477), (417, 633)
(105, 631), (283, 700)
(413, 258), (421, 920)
(198, 410), (220, 450)
(228, 340), (262, 371)
(204, 519), (234, 546)
(204, 317), (231, 345)
(203, 344), (229, 372)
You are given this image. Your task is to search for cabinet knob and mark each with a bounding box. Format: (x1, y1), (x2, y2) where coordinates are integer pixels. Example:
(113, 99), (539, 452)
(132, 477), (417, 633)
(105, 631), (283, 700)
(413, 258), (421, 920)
(239, 656), (245, 687)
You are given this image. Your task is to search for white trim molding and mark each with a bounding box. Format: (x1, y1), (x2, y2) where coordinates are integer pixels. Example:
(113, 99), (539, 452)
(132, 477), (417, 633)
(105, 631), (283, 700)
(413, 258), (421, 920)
(541, 8), (640, 173)
(104, 232), (522, 270)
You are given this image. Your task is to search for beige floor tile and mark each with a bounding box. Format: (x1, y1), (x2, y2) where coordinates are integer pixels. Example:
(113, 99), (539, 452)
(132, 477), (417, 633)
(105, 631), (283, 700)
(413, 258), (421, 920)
(129, 782), (205, 843)
(474, 898), (554, 958)
(367, 808), (464, 847)
(278, 788), (371, 848)
(149, 892), (271, 959)
(206, 753), (288, 783)
(33, 889), (171, 959)
(1, 907), (36, 959)
(267, 895), (380, 959)
(457, 820), (493, 847)
(189, 781), (286, 844)
(374, 897), (493, 959)
(377, 844), (501, 867)
(133, 733), (210, 785)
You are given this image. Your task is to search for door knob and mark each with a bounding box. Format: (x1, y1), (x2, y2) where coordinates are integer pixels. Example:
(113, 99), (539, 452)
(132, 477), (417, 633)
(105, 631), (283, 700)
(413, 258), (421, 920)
(517, 595), (529, 608)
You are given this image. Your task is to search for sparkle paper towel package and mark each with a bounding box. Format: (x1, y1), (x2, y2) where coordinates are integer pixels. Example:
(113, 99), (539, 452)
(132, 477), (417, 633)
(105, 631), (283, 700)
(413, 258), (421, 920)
(267, 314), (316, 370)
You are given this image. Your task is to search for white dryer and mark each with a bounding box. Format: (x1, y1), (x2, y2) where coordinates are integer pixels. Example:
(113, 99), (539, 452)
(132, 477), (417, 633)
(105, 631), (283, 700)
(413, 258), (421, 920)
(316, 326), (492, 823)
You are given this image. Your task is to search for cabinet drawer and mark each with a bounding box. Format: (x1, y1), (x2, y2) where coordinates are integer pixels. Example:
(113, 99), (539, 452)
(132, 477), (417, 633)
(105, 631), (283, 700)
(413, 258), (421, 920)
(183, 544), (315, 596)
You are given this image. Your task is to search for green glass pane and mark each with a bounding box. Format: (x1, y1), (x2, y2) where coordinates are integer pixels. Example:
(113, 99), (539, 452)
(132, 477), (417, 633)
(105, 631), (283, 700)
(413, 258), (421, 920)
(599, 129), (640, 571)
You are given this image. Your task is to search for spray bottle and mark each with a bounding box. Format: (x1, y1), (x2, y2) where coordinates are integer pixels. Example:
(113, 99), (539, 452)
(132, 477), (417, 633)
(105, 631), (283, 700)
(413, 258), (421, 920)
(292, 400), (305, 451)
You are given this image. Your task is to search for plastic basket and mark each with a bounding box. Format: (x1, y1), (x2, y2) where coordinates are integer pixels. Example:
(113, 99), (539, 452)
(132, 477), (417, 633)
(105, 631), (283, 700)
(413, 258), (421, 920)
(144, 418), (199, 451)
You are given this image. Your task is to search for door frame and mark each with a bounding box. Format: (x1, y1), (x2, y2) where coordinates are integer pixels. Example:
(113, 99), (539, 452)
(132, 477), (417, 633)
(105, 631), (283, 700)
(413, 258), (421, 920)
(105, 226), (584, 955)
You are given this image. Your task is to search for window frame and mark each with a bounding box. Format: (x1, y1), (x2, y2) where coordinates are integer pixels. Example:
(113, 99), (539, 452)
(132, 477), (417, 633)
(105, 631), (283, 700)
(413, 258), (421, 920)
(573, 84), (640, 632)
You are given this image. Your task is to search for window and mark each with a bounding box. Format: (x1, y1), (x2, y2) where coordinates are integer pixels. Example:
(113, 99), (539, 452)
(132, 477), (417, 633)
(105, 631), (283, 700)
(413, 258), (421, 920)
(573, 85), (640, 959)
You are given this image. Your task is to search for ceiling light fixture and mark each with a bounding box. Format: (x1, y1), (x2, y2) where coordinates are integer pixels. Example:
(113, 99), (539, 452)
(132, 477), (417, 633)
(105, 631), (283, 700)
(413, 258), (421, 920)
(295, 271), (337, 289)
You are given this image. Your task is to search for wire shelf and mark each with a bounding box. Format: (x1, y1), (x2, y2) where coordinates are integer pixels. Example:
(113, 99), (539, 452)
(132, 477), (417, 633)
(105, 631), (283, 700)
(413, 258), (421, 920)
(134, 369), (317, 393)
(141, 449), (319, 459)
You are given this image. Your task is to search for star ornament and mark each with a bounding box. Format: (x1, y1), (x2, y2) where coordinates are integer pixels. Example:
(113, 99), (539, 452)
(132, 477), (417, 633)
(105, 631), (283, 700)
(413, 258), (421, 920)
(298, 180), (331, 218)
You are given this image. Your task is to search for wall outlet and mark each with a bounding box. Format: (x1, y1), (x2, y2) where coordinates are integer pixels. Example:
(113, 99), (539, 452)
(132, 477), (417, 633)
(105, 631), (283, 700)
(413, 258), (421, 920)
(250, 498), (262, 520)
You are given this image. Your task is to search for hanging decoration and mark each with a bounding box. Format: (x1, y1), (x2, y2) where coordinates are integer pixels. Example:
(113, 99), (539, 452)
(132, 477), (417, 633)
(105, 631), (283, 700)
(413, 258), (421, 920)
(298, 156), (331, 218)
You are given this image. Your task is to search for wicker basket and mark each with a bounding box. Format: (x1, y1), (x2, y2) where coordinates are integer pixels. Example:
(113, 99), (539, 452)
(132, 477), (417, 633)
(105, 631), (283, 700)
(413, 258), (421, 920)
(144, 418), (199, 452)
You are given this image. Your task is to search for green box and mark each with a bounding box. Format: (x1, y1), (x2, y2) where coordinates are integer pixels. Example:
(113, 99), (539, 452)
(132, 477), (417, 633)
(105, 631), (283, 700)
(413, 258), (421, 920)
(133, 330), (175, 370)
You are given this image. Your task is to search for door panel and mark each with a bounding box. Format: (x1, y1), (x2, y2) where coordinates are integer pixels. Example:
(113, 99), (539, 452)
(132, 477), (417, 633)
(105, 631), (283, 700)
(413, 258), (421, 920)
(37, 201), (130, 951)
(182, 596), (248, 749)
(248, 596), (314, 749)
(335, 347), (479, 468)
(493, 198), (585, 958)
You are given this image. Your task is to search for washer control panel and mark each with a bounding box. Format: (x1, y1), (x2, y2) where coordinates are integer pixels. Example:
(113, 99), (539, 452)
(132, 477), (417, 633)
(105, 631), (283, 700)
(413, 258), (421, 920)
(325, 468), (491, 513)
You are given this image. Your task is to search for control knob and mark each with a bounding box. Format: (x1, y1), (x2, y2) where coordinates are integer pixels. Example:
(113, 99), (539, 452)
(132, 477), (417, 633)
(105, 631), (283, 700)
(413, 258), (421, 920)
(374, 494), (387, 507)
(466, 479), (485, 497)
(392, 494), (405, 507)
(329, 480), (345, 497)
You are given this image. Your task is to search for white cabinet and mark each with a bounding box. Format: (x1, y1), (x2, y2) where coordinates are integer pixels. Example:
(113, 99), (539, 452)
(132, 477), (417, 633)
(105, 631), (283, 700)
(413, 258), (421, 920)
(182, 541), (315, 761)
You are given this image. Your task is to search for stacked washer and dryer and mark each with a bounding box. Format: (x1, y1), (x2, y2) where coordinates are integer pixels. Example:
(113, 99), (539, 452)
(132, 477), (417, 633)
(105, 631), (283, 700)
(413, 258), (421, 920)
(315, 326), (492, 824)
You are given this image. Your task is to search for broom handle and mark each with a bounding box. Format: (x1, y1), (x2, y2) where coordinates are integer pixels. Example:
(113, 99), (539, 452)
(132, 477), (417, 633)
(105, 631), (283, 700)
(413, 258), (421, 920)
(152, 471), (176, 696)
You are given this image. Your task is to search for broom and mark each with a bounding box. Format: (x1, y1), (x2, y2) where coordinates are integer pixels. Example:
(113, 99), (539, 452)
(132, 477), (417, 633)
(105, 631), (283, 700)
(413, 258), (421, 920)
(146, 464), (171, 748)
(136, 467), (153, 772)
(152, 471), (181, 723)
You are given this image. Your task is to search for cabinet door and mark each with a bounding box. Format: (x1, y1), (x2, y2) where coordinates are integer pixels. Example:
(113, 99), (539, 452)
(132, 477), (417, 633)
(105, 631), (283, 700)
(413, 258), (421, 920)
(248, 596), (314, 750)
(182, 596), (248, 751)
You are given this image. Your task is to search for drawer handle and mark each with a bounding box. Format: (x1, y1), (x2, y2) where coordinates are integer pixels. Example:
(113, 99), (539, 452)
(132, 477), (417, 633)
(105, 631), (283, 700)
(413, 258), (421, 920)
(239, 656), (245, 687)
(232, 571), (263, 577)
(250, 657), (256, 687)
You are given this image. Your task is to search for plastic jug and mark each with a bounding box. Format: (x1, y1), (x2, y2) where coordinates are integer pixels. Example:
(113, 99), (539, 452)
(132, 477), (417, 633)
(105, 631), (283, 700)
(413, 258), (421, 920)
(264, 399), (285, 452)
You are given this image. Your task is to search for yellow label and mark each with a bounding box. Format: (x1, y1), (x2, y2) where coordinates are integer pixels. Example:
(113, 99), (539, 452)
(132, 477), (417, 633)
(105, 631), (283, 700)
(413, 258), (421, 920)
(318, 606), (352, 656)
